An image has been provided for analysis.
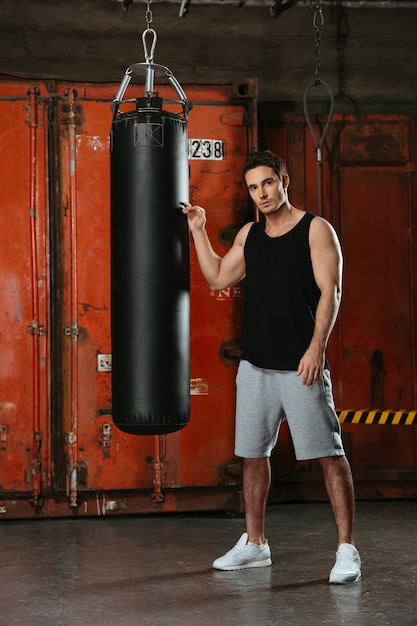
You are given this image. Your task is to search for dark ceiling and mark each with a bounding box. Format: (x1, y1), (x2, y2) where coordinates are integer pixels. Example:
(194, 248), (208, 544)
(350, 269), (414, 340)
(0, 0), (416, 110)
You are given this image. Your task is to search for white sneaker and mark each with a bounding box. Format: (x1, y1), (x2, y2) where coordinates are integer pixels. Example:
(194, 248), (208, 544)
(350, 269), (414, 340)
(329, 543), (361, 584)
(213, 533), (272, 571)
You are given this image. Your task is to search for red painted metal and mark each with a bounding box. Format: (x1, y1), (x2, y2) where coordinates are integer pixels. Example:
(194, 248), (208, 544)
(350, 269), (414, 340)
(0, 78), (257, 518)
(2, 82), (416, 517)
(0, 85), (49, 504)
(262, 111), (417, 498)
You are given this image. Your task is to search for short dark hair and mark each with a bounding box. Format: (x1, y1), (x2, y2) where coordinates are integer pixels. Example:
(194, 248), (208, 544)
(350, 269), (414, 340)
(243, 150), (288, 180)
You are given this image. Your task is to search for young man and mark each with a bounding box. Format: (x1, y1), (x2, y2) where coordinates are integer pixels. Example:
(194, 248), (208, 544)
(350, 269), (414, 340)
(182, 150), (361, 584)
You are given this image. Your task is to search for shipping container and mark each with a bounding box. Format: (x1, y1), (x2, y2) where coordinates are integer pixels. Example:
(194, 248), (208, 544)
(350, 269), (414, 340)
(0, 78), (257, 518)
(1, 80), (416, 520)
(260, 111), (417, 500)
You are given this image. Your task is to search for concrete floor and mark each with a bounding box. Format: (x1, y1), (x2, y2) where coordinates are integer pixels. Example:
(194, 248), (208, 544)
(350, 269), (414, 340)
(0, 500), (416, 626)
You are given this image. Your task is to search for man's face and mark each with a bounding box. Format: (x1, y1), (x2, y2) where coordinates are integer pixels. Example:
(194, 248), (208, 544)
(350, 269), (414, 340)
(245, 165), (287, 216)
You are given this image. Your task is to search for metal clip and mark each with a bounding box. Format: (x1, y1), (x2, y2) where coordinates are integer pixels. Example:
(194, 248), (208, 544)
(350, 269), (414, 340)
(313, 3), (324, 28)
(142, 28), (157, 63)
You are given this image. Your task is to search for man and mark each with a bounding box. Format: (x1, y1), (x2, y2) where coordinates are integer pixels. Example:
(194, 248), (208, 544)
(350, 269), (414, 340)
(182, 150), (361, 584)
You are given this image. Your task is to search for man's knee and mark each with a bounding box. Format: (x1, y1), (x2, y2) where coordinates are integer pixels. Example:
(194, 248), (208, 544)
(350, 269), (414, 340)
(319, 454), (347, 468)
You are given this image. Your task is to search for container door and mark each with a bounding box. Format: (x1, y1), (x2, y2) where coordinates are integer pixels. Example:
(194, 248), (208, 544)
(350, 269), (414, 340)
(262, 112), (417, 499)
(0, 79), (257, 519)
(332, 117), (416, 481)
(50, 80), (257, 517)
(0, 88), (50, 511)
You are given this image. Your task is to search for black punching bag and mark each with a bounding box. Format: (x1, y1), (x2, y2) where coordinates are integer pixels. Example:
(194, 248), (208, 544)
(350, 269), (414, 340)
(110, 96), (190, 435)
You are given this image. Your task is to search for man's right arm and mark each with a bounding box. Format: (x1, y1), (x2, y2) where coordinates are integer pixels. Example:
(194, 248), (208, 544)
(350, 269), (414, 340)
(182, 202), (249, 291)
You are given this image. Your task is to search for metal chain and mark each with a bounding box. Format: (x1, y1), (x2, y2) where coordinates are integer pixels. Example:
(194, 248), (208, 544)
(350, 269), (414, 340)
(305, 0), (334, 216)
(330, 0), (349, 99)
(310, 0), (324, 85)
(145, 0), (153, 30)
(142, 0), (157, 64)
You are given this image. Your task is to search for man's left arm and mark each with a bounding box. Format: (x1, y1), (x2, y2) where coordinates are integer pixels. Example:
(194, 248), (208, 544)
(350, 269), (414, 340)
(297, 217), (343, 386)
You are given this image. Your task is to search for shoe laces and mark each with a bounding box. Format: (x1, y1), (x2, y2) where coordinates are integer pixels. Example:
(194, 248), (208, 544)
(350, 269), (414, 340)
(230, 541), (248, 555)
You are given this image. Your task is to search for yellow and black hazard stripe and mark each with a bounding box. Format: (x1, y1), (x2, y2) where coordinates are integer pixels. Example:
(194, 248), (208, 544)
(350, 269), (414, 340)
(337, 410), (417, 425)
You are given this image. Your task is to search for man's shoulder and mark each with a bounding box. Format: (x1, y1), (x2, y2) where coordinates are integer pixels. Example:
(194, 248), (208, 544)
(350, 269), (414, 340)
(309, 214), (337, 234)
(309, 215), (341, 250)
(235, 221), (257, 245)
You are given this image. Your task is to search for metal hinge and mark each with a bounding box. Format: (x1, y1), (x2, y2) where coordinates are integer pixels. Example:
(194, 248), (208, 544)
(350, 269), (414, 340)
(100, 422), (112, 458)
(26, 321), (47, 335)
(0, 425), (9, 450)
(65, 325), (80, 337)
(101, 422), (112, 448)
(65, 431), (77, 445)
(97, 353), (112, 372)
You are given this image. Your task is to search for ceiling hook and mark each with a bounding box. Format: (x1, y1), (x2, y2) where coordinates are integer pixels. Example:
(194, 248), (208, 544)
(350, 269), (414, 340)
(179, 0), (191, 18)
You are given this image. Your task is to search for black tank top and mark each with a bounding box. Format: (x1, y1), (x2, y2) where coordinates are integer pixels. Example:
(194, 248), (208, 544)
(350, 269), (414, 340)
(241, 212), (325, 370)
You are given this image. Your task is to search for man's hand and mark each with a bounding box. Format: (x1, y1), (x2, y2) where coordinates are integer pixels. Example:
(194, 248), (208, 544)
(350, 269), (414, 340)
(297, 344), (325, 386)
(182, 202), (206, 232)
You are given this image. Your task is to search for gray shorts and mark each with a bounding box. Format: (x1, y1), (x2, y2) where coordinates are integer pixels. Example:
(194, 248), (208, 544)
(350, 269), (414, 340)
(234, 360), (345, 461)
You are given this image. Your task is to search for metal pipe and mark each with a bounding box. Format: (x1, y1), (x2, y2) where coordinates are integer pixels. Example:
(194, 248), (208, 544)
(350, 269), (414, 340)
(151, 435), (165, 502)
(112, 71), (132, 111)
(66, 90), (80, 508)
(145, 66), (155, 97)
(28, 88), (43, 507)
(47, 96), (60, 486)
(116, 0), (417, 7)
(116, 0), (417, 11)
(113, 63), (191, 115)
(167, 73), (188, 103)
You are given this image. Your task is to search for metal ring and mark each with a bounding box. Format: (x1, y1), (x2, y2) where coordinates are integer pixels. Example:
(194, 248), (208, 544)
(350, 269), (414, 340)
(303, 80), (334, 163)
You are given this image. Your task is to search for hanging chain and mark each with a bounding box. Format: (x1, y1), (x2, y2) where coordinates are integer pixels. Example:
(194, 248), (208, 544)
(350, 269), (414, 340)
(330, 0), (349, 99)
(310, 0), (324, 85)
(142, 0), (157, 64)
(145, 0), (153, 30)
(305, 0), (334, 216)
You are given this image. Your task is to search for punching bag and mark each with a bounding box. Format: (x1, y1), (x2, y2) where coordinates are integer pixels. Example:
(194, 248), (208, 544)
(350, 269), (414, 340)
(110, 94), (190, 435)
